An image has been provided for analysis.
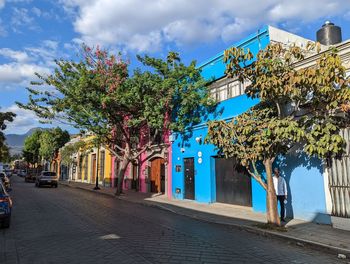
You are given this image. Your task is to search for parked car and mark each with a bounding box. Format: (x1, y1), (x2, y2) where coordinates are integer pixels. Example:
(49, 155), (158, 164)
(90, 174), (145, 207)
(35, 171), (58, 188)
(25, 172), (37, 183)
(0, 181), (12, 228)
(4, 169), (13, 177)
(18, 170), (27, 177)
(0, 172), (11, 191)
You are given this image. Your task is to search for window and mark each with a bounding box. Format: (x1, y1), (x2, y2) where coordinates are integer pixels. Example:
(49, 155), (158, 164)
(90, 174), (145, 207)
(209, 78), (246, 102)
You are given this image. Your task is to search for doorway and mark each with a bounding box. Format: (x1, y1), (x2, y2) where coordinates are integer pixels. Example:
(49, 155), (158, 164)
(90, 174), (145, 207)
(215, 157), (252, 206)
(150, 158), (165, 193)
(91, 154), (97, 184)
(184, 158), (195, 200)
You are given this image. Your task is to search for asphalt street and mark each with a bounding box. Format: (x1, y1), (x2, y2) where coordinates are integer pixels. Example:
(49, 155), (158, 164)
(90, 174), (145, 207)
(0, 176), (346, 264)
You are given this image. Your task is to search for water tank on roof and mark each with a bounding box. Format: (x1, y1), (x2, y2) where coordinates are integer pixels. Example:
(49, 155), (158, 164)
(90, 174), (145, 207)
(316, 21), (342, 46)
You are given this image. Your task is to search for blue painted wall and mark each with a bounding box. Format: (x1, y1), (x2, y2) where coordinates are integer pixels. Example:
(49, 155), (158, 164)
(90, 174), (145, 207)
(172, 95), (259, 202)
(251, 154), (330, 224)
(282, 154), (329, 224)
(172, 26), (269, 202)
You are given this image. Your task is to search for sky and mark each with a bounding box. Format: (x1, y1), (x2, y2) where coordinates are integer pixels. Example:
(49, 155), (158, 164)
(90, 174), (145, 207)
(0, 0), (350, 134)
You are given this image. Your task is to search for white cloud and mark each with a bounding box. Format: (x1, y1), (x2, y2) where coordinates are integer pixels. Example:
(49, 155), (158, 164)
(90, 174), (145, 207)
(0, 48), (30, 63)
(0, 63), (50, 83)
(31, 6), (41, 17)
(0, 42), (59, 86)
(59, 0), (350, 53)
(2, 104), (79, 135)
(2, 105), (40, 134)
(11, 7), (39, 32)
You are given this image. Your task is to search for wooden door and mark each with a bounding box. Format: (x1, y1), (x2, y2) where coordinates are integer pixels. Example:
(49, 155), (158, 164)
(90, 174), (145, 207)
(150, 158), (165, 193)
(91, 154), (97, 184)
(184, 158), (195, 200)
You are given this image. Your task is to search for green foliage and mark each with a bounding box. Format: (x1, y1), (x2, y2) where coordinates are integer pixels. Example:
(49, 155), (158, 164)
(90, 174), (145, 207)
(60, 139), (87, 166)
(0, 144), (10, 162)
(208, 43), (350, 168)
(23, 127), (70, 164)
(206, 104), (304, 167)
(23, 130), (42, 165)
(39, 128), (70, 161)
(0, 111), (16, 162)
(18, 45), (213, 162)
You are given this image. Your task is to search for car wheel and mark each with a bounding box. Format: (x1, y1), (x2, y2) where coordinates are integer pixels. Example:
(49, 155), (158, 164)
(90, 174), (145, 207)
(2, 217), (10, 228)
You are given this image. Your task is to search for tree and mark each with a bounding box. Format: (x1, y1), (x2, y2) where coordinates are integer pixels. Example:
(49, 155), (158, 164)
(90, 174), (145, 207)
(18, 45), (213, 195)
(22, 128), (70, 167)
(0, 111), (16, 162)
(0, 144), (10, 162)
(39, 127), (70, 161)
(206, 43), (350, 226)
(23, 130), (43, 166)
(60, 139), (87, 166)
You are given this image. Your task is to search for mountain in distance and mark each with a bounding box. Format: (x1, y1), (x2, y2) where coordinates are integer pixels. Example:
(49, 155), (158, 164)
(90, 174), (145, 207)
(5, 127), (48, 155)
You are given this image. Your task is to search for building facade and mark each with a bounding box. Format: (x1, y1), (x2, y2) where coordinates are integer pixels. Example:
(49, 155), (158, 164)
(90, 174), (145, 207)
(171, 25), (350, 228)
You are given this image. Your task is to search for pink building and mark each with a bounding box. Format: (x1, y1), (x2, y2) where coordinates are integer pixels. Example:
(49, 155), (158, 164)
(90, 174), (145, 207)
(111, 129), (172, 198)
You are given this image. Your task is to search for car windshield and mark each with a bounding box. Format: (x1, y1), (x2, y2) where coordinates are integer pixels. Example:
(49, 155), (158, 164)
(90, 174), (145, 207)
(42, 172), (56, 177)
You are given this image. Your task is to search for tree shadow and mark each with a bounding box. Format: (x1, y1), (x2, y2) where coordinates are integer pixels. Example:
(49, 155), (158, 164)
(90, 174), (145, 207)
(176, 105), (224, 148)
(275, 147), (324, 220)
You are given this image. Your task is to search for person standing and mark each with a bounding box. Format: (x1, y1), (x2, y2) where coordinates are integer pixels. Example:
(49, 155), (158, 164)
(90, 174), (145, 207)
(273, 167), (288, 222)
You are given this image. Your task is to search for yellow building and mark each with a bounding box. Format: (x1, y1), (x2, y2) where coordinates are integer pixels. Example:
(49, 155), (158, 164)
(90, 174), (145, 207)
(60, 135), (113, 187)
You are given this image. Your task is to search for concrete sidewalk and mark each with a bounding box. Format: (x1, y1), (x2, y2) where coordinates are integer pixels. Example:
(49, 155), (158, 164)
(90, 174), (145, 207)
(60, 180), (350, 258)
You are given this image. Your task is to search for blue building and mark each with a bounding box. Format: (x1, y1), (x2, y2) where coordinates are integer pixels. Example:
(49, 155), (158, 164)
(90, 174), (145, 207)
(170, 26), (339, 225)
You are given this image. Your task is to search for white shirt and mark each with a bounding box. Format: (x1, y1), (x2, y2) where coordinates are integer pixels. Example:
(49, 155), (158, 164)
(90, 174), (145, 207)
(273, 175), (287, 196)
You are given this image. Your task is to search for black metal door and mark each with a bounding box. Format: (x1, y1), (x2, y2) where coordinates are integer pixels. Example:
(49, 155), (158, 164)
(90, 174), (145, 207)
(215, 157), (252, 206)
(184, 158), (195, 200)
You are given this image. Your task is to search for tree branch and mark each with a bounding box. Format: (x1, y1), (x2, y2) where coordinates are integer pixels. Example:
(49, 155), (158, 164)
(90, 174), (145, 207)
(247, 166), (267, 190)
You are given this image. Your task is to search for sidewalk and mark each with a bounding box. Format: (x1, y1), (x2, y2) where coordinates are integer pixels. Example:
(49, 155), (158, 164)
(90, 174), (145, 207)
(60, 180), (350, 258)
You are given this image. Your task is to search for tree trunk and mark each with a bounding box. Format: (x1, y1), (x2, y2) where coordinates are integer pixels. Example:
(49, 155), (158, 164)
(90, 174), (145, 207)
(264, 159), (281, 226)
(115, 143), (131, 196)
(115, 158), (130, 195)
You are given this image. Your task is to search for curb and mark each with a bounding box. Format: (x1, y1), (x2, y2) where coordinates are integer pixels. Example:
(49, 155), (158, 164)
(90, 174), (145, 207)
(59, 182), (350, 258)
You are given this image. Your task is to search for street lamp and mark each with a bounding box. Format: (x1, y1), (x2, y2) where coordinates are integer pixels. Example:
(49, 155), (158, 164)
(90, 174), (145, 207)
(93, 146), (101, 190)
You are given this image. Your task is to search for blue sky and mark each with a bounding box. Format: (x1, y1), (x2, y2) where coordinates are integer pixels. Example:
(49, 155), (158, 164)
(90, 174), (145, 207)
(0, 0), (350, 134)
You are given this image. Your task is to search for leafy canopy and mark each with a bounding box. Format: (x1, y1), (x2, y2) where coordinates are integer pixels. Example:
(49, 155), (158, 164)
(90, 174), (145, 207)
(39, 127), (70, 160)
(18, 46), (213, 162)
(208, 43), (350, 164)
(206, 42), (350, 193)
(23, 128), (70, 164)
(23, 130), (43, 165)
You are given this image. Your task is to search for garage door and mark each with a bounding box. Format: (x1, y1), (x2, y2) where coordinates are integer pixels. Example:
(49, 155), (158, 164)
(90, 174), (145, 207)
(215, 157), (252, 206)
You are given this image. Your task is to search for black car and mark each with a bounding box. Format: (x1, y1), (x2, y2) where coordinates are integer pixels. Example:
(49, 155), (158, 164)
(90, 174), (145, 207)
(0, 181), (12, 228)
(35, 171), (58, 188)
(25, 172), (37, 183)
